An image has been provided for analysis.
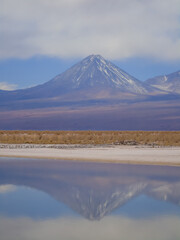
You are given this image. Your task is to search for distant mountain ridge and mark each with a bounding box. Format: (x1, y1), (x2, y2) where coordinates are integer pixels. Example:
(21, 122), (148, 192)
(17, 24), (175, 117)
(146, 71), (180, 94)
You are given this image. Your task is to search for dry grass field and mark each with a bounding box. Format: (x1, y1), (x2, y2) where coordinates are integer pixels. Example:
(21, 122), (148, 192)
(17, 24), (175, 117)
(0, 131), (180, 146)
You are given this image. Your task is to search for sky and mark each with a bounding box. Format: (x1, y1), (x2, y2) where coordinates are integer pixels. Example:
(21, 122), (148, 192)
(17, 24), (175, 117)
(0, 0), (180, 90)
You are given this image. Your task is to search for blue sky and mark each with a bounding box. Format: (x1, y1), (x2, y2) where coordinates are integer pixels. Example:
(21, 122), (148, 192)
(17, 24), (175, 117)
(0, 0), (180, 90)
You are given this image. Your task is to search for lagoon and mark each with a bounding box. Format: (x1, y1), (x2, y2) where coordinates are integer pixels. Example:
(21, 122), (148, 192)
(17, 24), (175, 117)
(0, 157), (180, 240)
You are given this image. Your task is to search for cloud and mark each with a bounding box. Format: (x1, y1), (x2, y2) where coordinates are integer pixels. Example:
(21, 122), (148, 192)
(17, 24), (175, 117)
(0, 184), (16, 193)
(0, 82), (17, 90)
(1, 0), (180, 60)
(0, 215), (180, 240)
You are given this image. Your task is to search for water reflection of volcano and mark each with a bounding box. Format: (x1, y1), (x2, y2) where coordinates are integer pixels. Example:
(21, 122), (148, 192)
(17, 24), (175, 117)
(0, 159), (180, 220)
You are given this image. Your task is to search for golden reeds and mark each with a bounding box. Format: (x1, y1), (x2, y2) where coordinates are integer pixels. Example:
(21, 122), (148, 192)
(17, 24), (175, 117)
(0, 130), (179, 146)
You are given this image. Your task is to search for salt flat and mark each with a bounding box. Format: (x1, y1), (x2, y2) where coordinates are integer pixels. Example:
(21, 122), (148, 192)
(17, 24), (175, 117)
(0, 145), (180, 166)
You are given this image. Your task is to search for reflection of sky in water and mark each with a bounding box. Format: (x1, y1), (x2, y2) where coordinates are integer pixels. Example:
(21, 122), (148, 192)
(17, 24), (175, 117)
(0, 158), (180, 240)
(0, 186), (77, 218)
(114, 194), (180, 219)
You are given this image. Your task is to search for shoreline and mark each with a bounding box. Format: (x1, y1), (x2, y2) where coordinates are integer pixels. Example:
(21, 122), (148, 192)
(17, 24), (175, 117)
(0, 144), (180, 166)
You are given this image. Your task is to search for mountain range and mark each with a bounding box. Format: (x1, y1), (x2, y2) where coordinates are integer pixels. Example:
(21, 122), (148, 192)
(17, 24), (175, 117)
(0, 55), (180, 130)
(146, 70), (180, 94)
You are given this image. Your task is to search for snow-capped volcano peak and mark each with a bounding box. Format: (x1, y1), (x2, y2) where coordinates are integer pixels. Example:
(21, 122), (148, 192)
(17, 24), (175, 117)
(1, 54), (156, 102)
(86, 54), (104, 61)
(48, 54), (151, 94)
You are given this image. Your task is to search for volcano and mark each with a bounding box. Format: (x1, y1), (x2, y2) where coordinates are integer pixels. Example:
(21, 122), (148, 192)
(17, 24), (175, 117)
(0, 54), (157, 104)
(0, 55), (180, 130)
(38, 54), (152, 95)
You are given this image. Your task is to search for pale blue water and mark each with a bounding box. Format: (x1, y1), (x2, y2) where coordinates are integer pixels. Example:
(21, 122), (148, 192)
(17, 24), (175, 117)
(0, 157), (180, 240)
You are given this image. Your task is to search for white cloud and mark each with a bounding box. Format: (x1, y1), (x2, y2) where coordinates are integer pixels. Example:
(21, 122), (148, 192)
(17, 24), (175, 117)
(0, 215), (180, 240)
(0, 82), (17, 90)
(0, 184), (16, 193)
(0, 0), (180, 60)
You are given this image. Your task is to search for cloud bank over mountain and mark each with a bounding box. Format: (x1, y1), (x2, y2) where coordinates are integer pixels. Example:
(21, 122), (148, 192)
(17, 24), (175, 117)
(1, 0), (180, 60)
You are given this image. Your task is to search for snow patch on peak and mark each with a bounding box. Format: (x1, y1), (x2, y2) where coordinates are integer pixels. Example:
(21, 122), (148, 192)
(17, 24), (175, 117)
(164, 76), (168, 81)
(85, 54), (108, 65)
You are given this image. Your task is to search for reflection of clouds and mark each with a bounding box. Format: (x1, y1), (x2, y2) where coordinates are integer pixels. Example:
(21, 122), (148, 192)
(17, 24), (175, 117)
(0, 216), (179, 240)
(0, 185), (16, 194)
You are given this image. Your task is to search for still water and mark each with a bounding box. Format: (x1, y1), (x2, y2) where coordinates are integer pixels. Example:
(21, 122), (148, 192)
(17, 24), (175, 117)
(0, 157), (180, 240)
